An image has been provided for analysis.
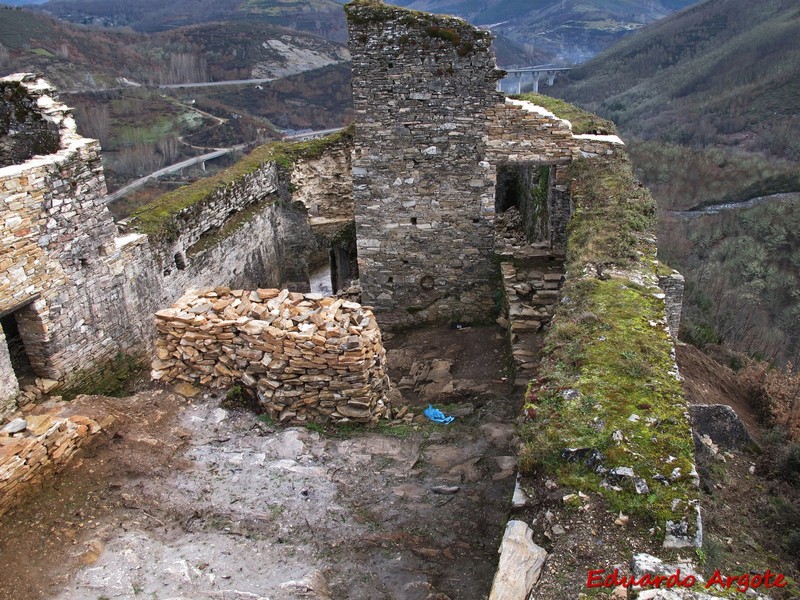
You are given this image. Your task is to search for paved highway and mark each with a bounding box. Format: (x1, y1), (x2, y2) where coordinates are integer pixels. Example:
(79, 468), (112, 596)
(105, 127), (345, 203)
(104, 145), (246, 203)
(157, 78), (276, 90)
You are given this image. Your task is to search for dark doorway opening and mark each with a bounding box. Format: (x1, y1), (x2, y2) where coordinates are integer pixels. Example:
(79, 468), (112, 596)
(495, 163), (553, 245)
(1, 310), (35, 383)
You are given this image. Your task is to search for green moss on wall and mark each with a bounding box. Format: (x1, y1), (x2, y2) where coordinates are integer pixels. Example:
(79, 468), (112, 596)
(565, 153), (656, 270)
(523, 165), (550, 243)
(520, 277), (697, 526)
(129, 126), (352, 240)
(515, 92), (618, 136)
(60, 353), (147, 401)
(517, 150), (698, 536)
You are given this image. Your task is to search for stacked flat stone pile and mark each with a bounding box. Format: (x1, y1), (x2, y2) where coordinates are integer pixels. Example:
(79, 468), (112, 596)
(0, 407), (108, 518)
(152, 288), (391, 425)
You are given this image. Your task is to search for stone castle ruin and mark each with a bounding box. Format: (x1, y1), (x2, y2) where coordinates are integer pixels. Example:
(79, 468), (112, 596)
(0, 16), (625, 420)
(0, 74), (357, 420)
(346, 1), (625, 323)
(1, 1), (700, 571)
(0, 5), (658, 421)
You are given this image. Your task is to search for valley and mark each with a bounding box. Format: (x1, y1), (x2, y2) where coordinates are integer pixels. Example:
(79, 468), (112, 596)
(1, 0), (799, 597)
(551, 0), (800, 364)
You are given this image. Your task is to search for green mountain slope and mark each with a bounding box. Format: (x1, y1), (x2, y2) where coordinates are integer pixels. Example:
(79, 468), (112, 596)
(554, 0), (800, 159)
(0, 6), (351, 198)
(36, 0), (348, 39)
(391, 0), (700, 63)
(553, 0), (800, 362)
(34, 0), (702, 63)
(0, 7), (348, 89)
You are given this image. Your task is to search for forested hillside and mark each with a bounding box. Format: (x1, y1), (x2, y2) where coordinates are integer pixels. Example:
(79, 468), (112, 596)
(552, 0), (800, 362)
(29, 0), (703, 65)
(0, 5), (351, 197)
(558, 0), (800, 160)
(390, 0), (700, 63)
(34, 0), (349, 40)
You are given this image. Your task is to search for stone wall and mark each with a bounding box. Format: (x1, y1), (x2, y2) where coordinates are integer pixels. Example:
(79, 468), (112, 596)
(345, 2), (624, 323)
(0, 406), (110, 518)
(152, 288), (390, 425)
(291, 138), (353, 222)
(658, 269), (685, 340)
(0, 73), (355, 414)
(0, 74), (138, 402)
(346, 1), (503, 322)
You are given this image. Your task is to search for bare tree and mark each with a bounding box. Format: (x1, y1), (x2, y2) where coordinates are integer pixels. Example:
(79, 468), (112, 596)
(165, 53), (209, 84)
(77, 104), (111, 147)
(0, 43), (10, 69)
(157, 136), (180, 164)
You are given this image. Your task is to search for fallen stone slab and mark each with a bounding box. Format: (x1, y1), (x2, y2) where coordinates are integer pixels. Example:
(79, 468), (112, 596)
(1, 418), (27, 434)
(488, 520), (547, 600)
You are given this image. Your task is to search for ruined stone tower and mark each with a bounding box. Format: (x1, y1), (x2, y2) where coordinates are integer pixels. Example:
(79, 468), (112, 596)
(346, 1), (504, 322)
(345, 1), (610, 323)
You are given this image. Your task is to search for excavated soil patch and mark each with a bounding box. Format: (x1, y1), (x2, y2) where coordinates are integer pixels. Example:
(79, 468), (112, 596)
(676, 343), (760, 437)
(0, 325), (519, 600)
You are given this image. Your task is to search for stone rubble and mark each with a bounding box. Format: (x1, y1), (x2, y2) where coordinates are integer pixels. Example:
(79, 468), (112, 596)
(0, 400), (110, 518)
(152, 288), (392, 425)
(494, 210), (567, 386)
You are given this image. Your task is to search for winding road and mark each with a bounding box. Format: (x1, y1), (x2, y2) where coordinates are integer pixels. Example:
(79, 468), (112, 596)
(103, 146), (246, 203)
(157, 78), (276, 89)
(669, 191), (800, 217)
(104, 127), (345, 204)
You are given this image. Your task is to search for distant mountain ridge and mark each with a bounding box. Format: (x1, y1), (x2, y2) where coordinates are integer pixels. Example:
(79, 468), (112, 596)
(552, 0), (800, 362)
(23, 0), (702, 65)
(552, 0), (800, 158)
(29, 0), (348, 40)
(0, 6), (348, 90)
(389, 0), (701, 63)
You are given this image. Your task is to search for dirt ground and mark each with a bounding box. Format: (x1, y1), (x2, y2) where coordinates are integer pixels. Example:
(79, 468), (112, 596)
(0, 326), (520, 600)
(676, 343), (800, 598)
(3, 326), (798, 600)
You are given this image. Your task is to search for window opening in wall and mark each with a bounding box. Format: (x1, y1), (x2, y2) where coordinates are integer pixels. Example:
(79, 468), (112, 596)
(0, 310), (36, 384)
(310, 253), (335, 297)
(495, 162), (553, 246)
(410, 217), (417, 225)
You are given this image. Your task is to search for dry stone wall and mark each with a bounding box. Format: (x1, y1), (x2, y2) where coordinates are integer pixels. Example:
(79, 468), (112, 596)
(658, 270), (685, 340)
(0, 74), (140, 405)
(152, 288), (390, 425)
(0, 405), (110, 518)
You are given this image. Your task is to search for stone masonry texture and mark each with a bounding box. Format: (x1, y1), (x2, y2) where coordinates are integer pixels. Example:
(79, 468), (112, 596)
(0, 404), (110, 518)
(0, 73), (353, 413)
(152, 288), (391, 426)
(347, 1), (503, 323)
(345, 1), (625, 324)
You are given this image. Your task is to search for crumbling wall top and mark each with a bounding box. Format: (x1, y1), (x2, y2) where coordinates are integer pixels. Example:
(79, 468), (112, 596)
(0, 73), (89, 169)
